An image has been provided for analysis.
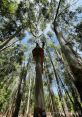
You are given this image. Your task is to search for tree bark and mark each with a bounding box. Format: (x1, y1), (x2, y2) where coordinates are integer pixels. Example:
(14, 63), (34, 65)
(47, 76), (59, 117)
(12, 77), (22, 117)
(53, 43), (82, 113)
(50, 43), (82, 115)
(34, 57), (46, 117)
(45, 65), (60, 117)
(46, 48), (69, 117)
(25, 77), (32, 117)
(53, 26), (82, 101)
(12, 68), (27, 117)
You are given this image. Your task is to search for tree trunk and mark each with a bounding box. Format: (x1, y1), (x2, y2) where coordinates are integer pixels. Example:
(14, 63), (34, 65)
(63, 96), (70, 117)
(12, 77), (22, 117)
(45, 66), (60, 117)
(52, 44), (82, 116)
(53, 26), (82, 101)
(70, 86), (82, 116)
(12, 68), (27, 117)
(47, 78), (59, 117)
(46, 48), (69, 117)
(34, 57), (46, 117)
(25, 77), (32, 117)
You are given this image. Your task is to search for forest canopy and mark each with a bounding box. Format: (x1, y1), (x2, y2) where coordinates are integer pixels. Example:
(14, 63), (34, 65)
(0, 0), (82, 117)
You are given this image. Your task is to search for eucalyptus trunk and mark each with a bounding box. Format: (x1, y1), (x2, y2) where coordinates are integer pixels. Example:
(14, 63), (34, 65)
(47, 78), (59, 117)
(48, 95), (54, 116)
(12, 77), (22, 117)
(6, 86), (17, 117)
(12, 68), (27, 117)
(6, 102), (14, 117)
(46, 49), (69, 117)
(45, 66), (60, 117)
(53, 26), (82, 101)
(34, 57), (46, 117)
(53, 44), (82, 115)
(70, 84), (82, 116)
(25, 77), (32, 117)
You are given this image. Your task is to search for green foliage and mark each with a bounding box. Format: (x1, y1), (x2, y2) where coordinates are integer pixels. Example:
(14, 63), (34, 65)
(0, 86), (10, 111)
(0, 0), (18, 15)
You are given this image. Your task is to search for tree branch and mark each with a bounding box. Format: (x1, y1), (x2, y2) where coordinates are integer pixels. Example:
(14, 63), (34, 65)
(0, 27), (22, 50)
(53, 0), (62, 23)
(57, 0), (78, 18)
(0, 39), (19, 52)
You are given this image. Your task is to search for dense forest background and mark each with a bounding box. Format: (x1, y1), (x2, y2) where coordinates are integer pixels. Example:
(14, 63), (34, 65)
(0, 0), (82, 117)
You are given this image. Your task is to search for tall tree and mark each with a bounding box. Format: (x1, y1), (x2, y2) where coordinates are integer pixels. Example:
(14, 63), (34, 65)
(53, 0), (82, 101)
(25, 76), (32, 117)
(12, 67), (27, 117)
(45, 66), (60, 117)
(32, 43), (46, 117)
